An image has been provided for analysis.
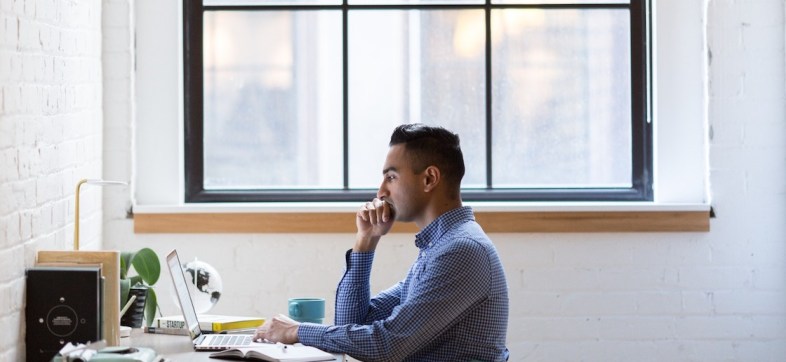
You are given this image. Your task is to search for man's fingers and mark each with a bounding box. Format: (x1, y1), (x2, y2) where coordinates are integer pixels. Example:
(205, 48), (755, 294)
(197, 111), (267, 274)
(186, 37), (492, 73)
(379, 200), (391, 222)
(358, 201), (374, 222)
(369, 202), (380, 224)
(358, 198), (392, 226)
(370, 199), (390, 223)
(254, 325), (268, 342)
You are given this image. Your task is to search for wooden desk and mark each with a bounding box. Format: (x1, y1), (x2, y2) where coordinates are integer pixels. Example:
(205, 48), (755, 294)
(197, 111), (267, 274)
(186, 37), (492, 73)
(122, 329), (346, 361)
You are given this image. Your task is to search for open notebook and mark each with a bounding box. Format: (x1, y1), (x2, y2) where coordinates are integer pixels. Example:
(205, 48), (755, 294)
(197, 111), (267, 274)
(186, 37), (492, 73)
(209, 344), (335, 362)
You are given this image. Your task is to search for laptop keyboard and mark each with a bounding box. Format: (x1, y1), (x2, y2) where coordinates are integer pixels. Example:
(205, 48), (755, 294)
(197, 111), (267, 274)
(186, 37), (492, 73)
(210, 334), (253, 346)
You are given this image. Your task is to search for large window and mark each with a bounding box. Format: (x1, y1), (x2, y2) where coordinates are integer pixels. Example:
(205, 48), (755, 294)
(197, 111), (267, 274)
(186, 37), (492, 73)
(184, 0), (651, 202)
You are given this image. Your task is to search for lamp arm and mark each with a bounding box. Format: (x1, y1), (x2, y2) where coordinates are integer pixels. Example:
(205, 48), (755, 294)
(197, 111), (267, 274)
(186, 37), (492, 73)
(74, 179), (89, 251)
(73, 178), (128, 251)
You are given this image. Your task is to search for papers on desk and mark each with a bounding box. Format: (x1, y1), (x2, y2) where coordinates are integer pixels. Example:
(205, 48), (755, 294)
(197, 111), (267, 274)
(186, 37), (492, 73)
(209, 344), (335, 362)
(53, 341), (161, 362)
(54, 341), (104, 361)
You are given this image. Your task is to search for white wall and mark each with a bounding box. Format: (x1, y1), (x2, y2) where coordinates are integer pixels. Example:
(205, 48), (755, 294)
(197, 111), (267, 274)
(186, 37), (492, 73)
(117, 1), (786, 361)
(0, 0), (104, 360)
(1, 0), (784, 360)
(102, 0), (135, 231)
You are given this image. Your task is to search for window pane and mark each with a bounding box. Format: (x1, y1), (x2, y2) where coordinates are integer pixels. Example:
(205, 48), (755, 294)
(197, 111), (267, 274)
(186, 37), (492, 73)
(493, 0), (629, 4)
(204, 0), (342, 5)
(347, 10), (487, 189)
(350, 0), (483, 4)
(491, 9), (631, 188)
(203, 11), (343, 189)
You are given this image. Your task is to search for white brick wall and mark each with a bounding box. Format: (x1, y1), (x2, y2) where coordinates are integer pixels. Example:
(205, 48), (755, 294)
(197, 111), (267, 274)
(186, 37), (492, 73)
(2, 0), (784, 360)
(0, 0), (103, 360)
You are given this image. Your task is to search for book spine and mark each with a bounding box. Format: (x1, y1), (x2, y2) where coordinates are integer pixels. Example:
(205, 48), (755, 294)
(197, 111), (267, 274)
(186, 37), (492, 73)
(154, 319), (215, 331)
(144, 326), (189, 335)
(158, 319), (187, 329)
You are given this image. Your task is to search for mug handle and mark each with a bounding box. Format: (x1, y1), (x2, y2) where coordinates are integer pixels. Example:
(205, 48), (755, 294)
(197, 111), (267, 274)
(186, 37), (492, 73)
(288, 302), (301, 318)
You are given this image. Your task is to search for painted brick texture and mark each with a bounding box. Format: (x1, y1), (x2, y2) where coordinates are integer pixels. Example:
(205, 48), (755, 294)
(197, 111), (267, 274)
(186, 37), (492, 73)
(2, 0), (785, 361)
(0, 0), (103, 360)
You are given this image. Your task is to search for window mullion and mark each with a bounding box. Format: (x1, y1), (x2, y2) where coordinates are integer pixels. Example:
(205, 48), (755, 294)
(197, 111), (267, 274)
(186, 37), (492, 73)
(342, 1), (350, 190)
(485, 1), (493, 190)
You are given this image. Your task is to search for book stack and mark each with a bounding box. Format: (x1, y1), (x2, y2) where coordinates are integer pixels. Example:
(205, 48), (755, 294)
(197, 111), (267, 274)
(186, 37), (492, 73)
(146, 314), (265, 335)
(35, 251), (121, 345)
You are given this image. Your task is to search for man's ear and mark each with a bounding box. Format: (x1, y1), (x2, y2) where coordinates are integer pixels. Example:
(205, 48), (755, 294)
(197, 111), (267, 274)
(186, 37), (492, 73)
(423, 166), (441, 192)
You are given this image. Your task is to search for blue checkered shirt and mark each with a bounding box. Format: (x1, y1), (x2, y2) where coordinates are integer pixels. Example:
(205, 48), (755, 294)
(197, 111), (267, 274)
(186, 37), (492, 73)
(298, 207), (509, 362)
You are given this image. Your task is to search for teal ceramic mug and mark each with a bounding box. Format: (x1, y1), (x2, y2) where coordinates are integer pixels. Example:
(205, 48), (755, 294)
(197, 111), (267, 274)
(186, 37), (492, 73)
(288, 298), (325, 324)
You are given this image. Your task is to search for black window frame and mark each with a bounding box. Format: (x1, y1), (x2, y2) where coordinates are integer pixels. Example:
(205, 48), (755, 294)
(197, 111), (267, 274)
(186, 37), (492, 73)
(184, 0), (652, 203)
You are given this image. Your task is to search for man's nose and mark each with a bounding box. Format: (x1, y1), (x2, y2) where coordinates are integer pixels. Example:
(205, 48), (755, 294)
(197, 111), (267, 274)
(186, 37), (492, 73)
(377, 185), (388, 199)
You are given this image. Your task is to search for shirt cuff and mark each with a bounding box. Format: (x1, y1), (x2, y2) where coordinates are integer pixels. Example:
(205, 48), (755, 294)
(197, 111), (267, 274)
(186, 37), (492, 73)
(343, 249), (375, 285)
(297, 322), (332, 347)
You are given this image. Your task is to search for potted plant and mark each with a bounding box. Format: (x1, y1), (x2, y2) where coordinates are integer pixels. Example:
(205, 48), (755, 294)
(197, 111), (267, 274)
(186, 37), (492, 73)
(120, 247), (161, 327)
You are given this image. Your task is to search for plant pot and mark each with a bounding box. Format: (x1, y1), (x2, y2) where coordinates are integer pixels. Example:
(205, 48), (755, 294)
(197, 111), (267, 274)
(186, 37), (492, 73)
(120, 286), (149, 328)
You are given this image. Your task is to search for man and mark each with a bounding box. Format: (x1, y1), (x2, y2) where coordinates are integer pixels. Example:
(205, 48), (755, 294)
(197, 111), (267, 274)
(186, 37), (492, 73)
(256, 123), (509, 361)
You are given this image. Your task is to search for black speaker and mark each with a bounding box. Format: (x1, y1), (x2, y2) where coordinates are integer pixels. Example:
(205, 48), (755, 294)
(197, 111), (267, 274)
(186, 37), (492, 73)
(25, 266), (102, 362)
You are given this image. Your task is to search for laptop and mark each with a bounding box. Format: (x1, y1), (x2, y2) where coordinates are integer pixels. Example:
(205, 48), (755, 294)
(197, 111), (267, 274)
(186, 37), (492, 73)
(166, 249), (258, 351)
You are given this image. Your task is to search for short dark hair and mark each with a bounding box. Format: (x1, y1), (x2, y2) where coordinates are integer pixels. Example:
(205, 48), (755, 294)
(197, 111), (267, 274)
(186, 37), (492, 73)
(389, 123), (465, 187)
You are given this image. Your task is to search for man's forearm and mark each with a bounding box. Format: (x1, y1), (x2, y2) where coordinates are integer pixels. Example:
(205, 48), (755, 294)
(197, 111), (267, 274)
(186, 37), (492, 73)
(353, 234), (381, 253)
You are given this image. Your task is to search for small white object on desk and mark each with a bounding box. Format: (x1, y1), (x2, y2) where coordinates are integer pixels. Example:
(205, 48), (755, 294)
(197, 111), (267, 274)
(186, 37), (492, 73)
(120, 325), (132, 338)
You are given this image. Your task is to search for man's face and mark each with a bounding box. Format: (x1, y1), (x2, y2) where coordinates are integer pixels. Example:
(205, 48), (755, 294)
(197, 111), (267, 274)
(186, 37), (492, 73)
(377, 144), (428, 223)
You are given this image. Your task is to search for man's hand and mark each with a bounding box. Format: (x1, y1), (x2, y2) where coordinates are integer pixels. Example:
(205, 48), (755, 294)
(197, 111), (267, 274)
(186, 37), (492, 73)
(354, 198), (394, 252)
(254, 314), (300, 344)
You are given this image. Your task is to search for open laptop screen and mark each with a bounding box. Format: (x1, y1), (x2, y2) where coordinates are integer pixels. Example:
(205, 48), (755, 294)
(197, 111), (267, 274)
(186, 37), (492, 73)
(167, 250), (202, 339)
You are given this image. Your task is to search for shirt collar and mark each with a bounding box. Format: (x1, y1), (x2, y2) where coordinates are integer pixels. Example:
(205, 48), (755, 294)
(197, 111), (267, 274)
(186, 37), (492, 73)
(414, 206), (474, 249)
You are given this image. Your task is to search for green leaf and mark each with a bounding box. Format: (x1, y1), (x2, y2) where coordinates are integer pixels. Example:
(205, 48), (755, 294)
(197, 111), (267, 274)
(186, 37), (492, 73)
(130, 248), (161, 286)
(129, 275), (143, 286)
(120, 278), (131, 309)
(145, 288), (158, 327)
(120, 248), (161, 326)
(120, 251), (134, 279)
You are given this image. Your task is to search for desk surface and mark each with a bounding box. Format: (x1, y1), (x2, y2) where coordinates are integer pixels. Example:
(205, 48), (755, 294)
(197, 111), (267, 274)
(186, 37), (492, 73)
(122, 329), (346, 362)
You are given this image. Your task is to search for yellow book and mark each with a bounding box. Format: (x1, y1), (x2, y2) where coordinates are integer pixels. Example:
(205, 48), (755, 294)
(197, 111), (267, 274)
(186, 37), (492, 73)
(155, 314), (265, 333)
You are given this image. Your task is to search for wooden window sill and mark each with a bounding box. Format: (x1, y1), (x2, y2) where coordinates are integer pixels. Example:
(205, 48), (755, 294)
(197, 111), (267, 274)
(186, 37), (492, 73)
(132, 204), (710, 233)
